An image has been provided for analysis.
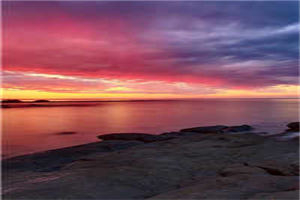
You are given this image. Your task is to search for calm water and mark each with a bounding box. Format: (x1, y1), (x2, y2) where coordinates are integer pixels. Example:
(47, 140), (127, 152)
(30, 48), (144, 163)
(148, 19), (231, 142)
(2, 99), (299, 158)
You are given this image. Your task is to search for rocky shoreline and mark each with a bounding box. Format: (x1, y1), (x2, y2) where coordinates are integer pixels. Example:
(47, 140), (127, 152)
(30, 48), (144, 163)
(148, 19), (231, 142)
(2, 123), (299, 199)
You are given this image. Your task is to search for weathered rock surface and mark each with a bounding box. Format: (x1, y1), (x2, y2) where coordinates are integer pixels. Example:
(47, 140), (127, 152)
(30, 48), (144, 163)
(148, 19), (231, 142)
(2, 125), (299, 200)
(149, 175), (299, 200)
(2, 140), (143, 172)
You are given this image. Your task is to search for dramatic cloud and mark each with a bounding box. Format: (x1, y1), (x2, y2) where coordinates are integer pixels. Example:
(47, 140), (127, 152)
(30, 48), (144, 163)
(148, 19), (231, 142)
(2, 1), (299, 98)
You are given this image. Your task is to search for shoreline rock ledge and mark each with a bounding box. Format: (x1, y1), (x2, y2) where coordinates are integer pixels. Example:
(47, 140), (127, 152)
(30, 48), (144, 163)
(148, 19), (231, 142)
(180, 124), (253, 133)
(2, 123), (299, 200)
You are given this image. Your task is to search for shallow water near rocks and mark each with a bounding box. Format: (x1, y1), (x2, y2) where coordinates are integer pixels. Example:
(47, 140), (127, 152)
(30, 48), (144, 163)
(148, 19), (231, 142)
(2, 98), (299, 158)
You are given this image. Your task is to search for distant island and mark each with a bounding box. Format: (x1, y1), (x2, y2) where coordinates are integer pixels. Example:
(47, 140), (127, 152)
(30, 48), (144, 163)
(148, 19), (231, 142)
(32, 100), (50, 103)
(1, 99), (23, 103)
(1, 99), (50, 103)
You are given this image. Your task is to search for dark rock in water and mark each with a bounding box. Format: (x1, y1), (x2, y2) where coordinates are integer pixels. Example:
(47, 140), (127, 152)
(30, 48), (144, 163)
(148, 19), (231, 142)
(98, 133), (154, 142)
(55, 131), (77, 135)
(98, 133), (175, 143)
(1, 99), (23, 103)
(223, 125), (253, 133)
(180, 125), (228, 133)
(286, 122), (299, 132)
(33, 100), (50, 103)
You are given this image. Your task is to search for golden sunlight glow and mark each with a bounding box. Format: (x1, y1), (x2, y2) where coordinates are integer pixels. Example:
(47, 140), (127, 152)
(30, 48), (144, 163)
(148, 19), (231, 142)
(207, 84), (300, 98)
(105, 87), (136, 92)
(1, 88), (187, 100)
(1, 84), (299, 101)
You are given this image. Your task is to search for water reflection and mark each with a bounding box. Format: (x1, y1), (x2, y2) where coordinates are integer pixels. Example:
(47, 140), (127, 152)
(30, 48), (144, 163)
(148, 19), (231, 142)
(2, 99), (299, 158)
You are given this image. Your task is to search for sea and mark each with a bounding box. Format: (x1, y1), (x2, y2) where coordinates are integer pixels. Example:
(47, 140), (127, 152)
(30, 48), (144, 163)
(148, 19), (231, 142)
(2, 98), (299, 158)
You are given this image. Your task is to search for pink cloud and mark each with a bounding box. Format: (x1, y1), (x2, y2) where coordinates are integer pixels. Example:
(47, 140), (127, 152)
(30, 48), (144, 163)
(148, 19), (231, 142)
(2, 1), (298, 96)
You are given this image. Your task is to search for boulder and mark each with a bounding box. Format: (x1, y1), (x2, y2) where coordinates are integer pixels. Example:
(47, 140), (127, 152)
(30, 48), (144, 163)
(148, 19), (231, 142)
(180, 125), (228, 133)
(287, 122), (300, 132)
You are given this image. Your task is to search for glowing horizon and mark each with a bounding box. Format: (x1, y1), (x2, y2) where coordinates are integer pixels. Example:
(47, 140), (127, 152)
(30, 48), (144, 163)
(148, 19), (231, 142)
(2, 1), (299, 100)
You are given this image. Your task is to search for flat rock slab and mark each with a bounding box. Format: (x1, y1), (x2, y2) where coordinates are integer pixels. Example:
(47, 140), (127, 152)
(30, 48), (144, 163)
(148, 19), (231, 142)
(149, 174), (299, 200)
(98, 133), (176, 143)
(180, 125), (228, 133)
(180, 125), (253, 134)
(3, 132), (299, 200)
(2, 140), (144, 172)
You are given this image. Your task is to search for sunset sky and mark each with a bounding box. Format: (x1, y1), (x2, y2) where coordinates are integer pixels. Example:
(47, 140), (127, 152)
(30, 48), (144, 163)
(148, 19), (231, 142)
(2, 1), (299, 100)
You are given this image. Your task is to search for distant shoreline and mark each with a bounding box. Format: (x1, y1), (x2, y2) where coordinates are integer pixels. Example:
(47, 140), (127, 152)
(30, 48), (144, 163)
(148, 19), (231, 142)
(1, 98), (299, 108)
(2, 97), (300, 102)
